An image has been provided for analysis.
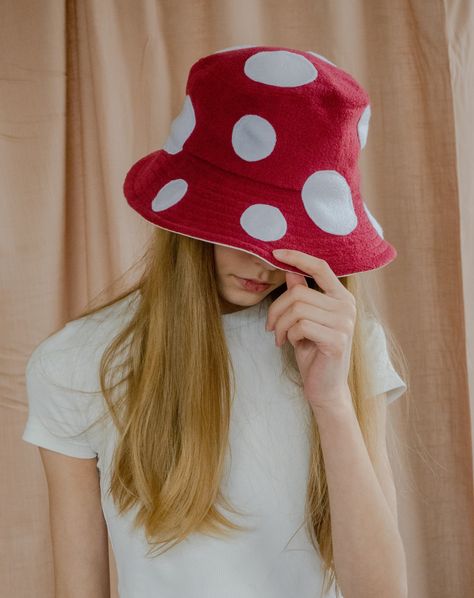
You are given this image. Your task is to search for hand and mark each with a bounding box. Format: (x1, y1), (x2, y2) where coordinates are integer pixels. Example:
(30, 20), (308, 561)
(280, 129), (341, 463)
(266, 248), (357, 412)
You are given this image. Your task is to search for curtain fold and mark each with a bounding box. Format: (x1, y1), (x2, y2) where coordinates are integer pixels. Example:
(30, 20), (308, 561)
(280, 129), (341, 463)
(2, 1), (473, 596)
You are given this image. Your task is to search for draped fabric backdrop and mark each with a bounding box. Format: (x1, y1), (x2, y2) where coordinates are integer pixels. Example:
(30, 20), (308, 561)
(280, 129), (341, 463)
(2, 1), (473, 596)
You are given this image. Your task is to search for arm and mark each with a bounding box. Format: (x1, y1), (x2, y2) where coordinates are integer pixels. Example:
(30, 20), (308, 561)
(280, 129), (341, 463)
(39, 448), (110, 598)
(370, 392), (399, 527)
(312, 391), (408, 598)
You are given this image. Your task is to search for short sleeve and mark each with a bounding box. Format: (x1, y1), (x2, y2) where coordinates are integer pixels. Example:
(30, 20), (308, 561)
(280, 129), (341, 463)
(364, 316), (407, 405)
(21, 325), (99, 459)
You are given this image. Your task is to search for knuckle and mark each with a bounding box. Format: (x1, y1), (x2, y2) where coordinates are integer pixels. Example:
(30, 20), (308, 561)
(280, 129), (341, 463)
(292, 300), (305, 316)
(290, 285), (304, 300)
(300, 319), (311, 333)
(345, 297), (357, 317)
(333, 330), (348, 353)
(341, 316), (355, 334)
(348, 293), (357, 307)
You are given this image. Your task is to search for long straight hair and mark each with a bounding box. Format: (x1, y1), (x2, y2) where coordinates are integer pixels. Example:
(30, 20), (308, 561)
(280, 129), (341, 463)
(66, 228), (409, 597)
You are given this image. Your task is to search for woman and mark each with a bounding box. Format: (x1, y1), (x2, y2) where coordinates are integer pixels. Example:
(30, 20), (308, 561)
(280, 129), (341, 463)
(22, 45), (409, 597)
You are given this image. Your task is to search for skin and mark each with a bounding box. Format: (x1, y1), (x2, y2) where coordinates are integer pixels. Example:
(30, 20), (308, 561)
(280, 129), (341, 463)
(213, 244), (287, 314)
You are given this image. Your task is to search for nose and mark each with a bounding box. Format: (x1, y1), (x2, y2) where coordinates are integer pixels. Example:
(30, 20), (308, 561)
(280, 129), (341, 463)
(252, 255), (278, 271)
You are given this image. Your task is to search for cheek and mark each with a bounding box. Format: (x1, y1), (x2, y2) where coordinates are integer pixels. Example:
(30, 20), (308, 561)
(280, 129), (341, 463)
(217, 247), (245, 271)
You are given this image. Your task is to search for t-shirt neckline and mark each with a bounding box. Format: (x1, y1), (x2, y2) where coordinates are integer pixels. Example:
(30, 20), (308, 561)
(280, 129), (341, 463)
(221, 295), (271, 330)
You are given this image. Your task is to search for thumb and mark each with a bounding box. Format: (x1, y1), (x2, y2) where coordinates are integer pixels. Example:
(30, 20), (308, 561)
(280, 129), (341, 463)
(284, 270), (309, 290)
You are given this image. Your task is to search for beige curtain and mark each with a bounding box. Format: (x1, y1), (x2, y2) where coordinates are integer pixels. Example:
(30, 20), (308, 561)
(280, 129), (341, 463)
(3, 1), (473, 596)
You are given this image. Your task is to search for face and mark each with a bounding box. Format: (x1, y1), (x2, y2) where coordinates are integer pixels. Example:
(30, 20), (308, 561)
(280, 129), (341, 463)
(213, 244), (287, 314)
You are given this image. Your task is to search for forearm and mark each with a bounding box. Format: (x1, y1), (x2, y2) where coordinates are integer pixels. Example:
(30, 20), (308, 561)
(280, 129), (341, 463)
(312, 395), (407, 598)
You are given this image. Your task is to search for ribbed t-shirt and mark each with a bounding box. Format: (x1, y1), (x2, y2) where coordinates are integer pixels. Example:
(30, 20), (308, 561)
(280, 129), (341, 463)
(22, 290), (406, 598)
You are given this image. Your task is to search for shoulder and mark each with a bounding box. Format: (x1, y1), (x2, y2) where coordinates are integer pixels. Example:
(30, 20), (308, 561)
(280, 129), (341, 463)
(26, 290), (139, 390)
(360, 314), (407, 405)
(22, 291), (140, 458)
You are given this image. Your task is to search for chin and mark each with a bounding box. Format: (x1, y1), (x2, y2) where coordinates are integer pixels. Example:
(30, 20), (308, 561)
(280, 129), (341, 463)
(219, 288), (253, 307)
(226, 288), (270, 305)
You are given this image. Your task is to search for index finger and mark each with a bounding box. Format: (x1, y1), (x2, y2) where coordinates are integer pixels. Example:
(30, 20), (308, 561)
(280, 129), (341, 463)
(272, 249), (348, 299)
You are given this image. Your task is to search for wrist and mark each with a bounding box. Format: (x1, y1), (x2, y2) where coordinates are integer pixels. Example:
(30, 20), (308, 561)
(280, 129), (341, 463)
(309, 388), (355, 420)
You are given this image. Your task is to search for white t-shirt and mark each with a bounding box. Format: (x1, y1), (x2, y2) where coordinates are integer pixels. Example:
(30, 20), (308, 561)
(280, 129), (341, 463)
(22, 290), (406, 598)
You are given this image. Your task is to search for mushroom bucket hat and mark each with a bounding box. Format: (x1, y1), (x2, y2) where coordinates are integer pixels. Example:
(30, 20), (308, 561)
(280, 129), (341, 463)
(123, 44), (398, 277)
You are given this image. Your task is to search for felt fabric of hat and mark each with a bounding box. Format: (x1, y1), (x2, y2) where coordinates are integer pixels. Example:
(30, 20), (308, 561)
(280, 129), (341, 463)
(123, 44), (398, 277)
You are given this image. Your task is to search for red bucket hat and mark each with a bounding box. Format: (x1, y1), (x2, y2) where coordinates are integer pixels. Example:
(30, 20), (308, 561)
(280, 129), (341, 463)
(123, 44), (398, 277)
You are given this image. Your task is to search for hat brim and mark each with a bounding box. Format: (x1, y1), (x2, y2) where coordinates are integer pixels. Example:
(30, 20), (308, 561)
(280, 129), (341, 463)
(123, 149), (397, 278)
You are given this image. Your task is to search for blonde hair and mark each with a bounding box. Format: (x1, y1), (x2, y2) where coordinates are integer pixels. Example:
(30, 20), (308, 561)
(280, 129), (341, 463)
(58, 228), (411, 597)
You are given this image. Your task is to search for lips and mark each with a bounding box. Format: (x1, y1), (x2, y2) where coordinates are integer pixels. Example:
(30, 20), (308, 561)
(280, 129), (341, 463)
(234, 275), (272, 292)
(244, 277), (270, 284)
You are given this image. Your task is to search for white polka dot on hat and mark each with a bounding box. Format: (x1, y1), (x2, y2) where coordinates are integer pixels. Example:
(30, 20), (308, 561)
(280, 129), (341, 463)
(232, 114), (277, 162)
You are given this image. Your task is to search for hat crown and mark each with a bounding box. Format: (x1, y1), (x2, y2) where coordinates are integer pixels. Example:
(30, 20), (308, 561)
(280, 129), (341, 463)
(176, 46), (371, 190)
